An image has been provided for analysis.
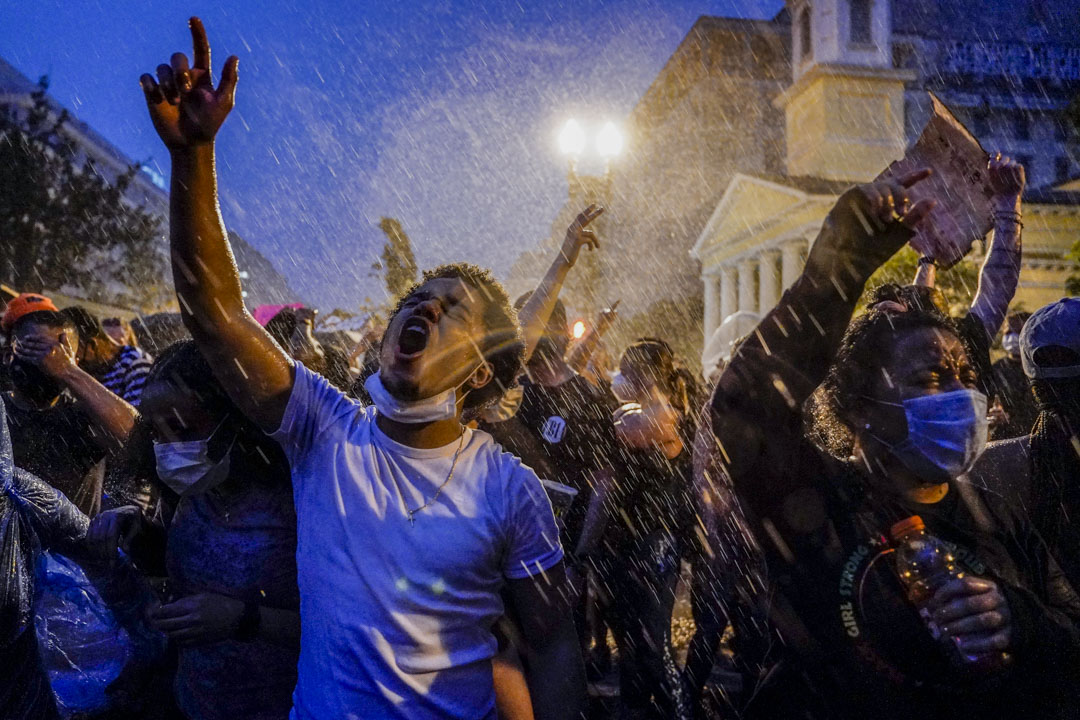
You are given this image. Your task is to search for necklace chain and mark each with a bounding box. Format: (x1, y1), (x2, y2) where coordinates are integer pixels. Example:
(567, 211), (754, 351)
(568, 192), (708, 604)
(400, 431), (466, 525)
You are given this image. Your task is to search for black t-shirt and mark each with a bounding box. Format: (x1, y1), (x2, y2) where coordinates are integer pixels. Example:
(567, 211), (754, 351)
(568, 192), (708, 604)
(712, 331), (1080, 720)
(484, 375), (618, 549)
(988, 356), (1039, 440)
(606, 444), (695, 554)
(2, 393), (107, 516)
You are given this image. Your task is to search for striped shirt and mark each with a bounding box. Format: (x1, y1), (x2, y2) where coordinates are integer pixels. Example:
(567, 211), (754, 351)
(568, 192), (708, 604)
(100, 345), (153, 407)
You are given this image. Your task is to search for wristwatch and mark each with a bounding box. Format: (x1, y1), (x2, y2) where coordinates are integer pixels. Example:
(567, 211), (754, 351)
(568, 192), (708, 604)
(235, 601), (261, 642)
(917, 256), (937, 267)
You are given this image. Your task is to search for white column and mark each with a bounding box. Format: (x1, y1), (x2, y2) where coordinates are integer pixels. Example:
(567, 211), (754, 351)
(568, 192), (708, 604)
(781, 240), (806, 290)
(737, 259), (756, 313)
(758, 250), (781, 312)
(703, 273), (721, 339)
(720, 266), (737, 322)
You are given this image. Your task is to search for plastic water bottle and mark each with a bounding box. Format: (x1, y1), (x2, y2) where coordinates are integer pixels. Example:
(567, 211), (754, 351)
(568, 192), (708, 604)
(890, 515), (1009, 672)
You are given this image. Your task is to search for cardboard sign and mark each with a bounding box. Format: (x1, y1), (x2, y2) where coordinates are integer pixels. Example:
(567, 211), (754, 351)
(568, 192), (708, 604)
(877, 93), (994, 268)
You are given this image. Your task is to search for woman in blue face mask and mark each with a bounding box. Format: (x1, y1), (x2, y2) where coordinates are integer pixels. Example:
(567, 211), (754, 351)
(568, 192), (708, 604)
(706, 173), (1080, 720)
(88, 341), (299, 720)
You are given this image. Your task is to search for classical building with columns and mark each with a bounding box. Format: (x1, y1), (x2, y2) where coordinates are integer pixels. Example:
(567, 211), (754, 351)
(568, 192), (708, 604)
(511, 0), (1080, 367)
(693, 0), (1080, 344)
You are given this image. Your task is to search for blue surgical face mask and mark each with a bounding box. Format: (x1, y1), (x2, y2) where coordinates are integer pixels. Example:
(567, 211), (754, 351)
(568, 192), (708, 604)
(868, 389), (989, 482)
(153, 418), (234, 496)
(365, 370), (473, 424)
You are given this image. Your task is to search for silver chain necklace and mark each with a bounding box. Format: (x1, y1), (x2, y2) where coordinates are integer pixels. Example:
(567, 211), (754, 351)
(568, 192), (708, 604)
(395, 430), (467, 525)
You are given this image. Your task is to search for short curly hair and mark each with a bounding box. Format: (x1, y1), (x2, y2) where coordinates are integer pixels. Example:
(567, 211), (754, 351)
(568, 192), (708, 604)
(388, 263), (524, 413)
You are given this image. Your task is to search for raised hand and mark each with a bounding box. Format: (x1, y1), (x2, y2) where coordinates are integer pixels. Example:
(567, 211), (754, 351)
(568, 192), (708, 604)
(560, 204), (605, 266)
(988, 153), (1025, 201)
(596, 299), (620, 333)
(856, 167), (936, 232)
(139, 17), (238, 150)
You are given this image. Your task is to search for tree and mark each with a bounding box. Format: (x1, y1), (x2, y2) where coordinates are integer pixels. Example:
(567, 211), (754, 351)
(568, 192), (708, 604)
(0, 77), (167, 309)
(1067, 238), (1080, 296)
(859, 246), (981, 315)
(373, 217), (419, 301)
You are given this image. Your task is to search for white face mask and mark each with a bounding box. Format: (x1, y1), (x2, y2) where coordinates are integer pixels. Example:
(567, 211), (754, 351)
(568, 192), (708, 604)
(365, 370), (474, 424)
(1002, 333), (1021, 355)
(153, 419), (234, 496)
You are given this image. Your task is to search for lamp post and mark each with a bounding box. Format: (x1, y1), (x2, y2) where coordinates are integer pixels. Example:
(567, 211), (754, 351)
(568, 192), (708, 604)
(556, 118), (623, 318)
(558, 119), (586, 178)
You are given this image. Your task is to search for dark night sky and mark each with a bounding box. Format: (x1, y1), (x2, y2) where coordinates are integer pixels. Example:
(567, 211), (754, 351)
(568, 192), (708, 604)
(3, 0), (782, 310)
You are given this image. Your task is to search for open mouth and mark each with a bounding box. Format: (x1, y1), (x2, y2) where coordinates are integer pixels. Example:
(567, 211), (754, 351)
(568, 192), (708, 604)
(397, 317), (431, 357)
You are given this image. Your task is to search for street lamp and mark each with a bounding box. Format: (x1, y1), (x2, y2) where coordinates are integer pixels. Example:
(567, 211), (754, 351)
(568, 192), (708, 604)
(559, 119), (586, 157)
(596, 121), (623, 161)
(572, 320), (587, 339)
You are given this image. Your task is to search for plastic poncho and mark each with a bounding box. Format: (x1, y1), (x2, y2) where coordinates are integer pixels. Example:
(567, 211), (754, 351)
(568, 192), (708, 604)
(0, 404), (87, 719)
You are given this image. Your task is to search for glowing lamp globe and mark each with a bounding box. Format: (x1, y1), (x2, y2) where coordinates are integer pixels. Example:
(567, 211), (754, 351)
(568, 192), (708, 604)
(596, 121), (623, 158)
(572, 320), (587, 339)
(559, 119), (586, 157)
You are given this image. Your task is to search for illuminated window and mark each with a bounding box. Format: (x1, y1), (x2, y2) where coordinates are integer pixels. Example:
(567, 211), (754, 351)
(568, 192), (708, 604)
(850, 0), (872, 44)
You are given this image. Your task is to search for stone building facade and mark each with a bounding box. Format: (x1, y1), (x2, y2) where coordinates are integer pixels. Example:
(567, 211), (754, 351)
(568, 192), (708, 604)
(512, 0), (1080, 366)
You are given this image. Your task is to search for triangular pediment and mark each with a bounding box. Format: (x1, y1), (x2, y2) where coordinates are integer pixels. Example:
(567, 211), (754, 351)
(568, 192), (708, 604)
(691, 174), (809, 258)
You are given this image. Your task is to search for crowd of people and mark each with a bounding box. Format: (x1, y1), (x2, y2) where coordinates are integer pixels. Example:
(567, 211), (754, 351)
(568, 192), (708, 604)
(3, 15), (1080, 720)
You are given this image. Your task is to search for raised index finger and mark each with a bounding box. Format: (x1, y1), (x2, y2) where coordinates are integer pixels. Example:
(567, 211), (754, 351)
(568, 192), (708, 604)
(189, 17), (211, 71)
(898, 167), (932, 188)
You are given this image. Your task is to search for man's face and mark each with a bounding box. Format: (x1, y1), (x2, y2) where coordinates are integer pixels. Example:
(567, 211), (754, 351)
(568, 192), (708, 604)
(8, 321), (75, 402)
(379, 278), (487, 401)
(13, 322), (76, 357)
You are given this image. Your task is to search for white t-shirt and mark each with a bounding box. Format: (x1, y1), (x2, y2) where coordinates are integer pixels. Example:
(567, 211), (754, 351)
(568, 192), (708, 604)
(272, 364), (563, 720)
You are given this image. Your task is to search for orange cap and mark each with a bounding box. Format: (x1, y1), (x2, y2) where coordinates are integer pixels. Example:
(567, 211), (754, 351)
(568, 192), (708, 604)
(889, 515), (925, 540)
(1, 293), (59, 332)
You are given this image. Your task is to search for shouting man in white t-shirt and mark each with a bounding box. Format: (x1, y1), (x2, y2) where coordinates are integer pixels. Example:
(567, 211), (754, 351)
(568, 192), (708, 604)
(137, 17), (586, 720)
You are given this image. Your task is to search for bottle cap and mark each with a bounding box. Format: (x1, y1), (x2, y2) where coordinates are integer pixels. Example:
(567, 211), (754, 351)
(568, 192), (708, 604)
(890, 515), (925, 540)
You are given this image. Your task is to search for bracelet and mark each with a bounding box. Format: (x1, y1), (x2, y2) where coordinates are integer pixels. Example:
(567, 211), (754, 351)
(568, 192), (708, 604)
(917, 256), (937, 267)
(234, 601), (261, 642)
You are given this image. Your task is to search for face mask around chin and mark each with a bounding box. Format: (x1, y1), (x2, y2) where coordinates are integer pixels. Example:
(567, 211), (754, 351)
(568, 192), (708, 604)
(365, 370), (473, 424)
(868, 388), (989, 482)
(153, 420), (234, 496)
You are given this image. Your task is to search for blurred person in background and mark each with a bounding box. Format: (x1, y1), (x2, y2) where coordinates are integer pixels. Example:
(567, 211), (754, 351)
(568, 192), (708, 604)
(0, 404), (94, 720)
(987, 311), (1038, 440)
(2, 295), (136, 516)
(63, 305), (154, 407)
(89, 340), (300, 720)
(103, 316), (139, 348)
(973, 299), (1080, 590)
(581, 338), (699, 720)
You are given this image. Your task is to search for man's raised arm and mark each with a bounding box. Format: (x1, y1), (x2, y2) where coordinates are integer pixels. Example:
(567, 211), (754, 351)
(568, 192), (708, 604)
(140, 18), (292, 432)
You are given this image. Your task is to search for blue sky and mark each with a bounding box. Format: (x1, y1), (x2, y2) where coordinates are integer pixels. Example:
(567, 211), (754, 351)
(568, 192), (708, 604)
(3, 0), (782, 310)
